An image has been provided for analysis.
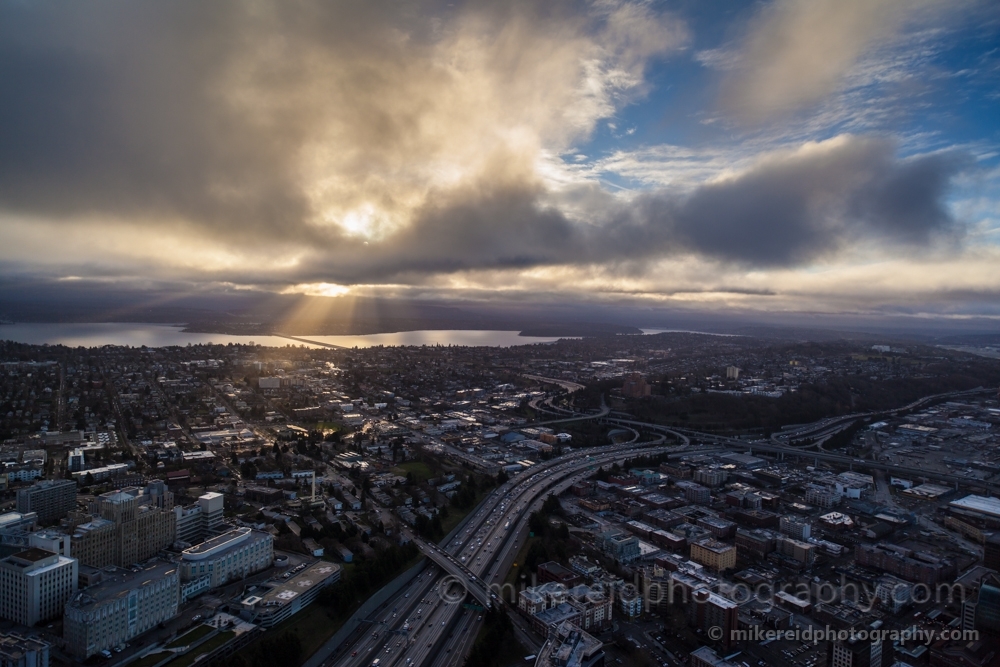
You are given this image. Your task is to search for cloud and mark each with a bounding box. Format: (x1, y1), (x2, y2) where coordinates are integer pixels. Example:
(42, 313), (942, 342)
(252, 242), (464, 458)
(0, 0), (984, 320)
(658, 137), (966, 265)
(0, 0), (686, 250)
(714, 0), (951, 123)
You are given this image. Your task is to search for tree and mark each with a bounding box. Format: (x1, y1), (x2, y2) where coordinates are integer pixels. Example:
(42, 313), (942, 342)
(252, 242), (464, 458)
(240, 461), (258, 480)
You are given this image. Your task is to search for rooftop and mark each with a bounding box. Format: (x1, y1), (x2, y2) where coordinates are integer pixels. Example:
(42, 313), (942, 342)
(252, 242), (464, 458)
(256, 561), (340, 608)
(8, 548), (55, 563)
(950, 495), (1000, 518)
(66, 562), (178, 608)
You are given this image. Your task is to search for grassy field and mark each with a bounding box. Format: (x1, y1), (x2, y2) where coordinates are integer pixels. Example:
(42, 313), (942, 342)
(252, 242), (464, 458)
(392, 460), (434, 482)
(164, 625), (213, 649)
(129, 652), (171, 667)
(165, 631), (234, 667)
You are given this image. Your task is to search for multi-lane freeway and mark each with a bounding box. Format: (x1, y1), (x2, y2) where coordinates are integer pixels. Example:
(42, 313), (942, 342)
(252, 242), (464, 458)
(323, 436), (684, 667)
(316, 384), (996, 667)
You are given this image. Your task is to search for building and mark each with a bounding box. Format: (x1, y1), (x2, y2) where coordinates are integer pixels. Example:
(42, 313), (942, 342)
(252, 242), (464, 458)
(677, 481), (711, 505)
(519, 583), (612, 634)
(173, 492), (226, 545)
(874, 575), (911, 614)
(828, 633), (888, 667)
(70, 463), (129, 483)
(0, 548), (78, 626)
(180, 528), (273, 587)
(536, 620), (604, 667)
(949, 495), (1000, 526)
(621, 373), (651, 398)
(694, 468), (727, 488)
(780, 516), (812, 540)
(805, 485), (841, 508)
(691, 646), (739, 667)
(985, 533), (1000, 571)
(775, 536), (816, 566)
(974, 573), (1000, 635)
(854, 543), (954, 586)
(243, 485), (283, 504)
(537, 561), (583, 587)
(27, 530), (72, 558)
(15, 480), (76, 524)
(0, 632), (50, 667)
(0, 512), (38, 549)
(618, 584), (643, 619)
(726, 366), (740, 380)
(598, 531), (640, 564)
(69, 517), (115, 567)
(63, 562), (179, 660)
(690, 539), (736, 572)
(688, 589), (738, 649)
(697, 516), (736, 539)
(67, 449), (85, 473)
(239, 561), (340, 627)
(735, 528), (776, 561)
(71, 482), (176, 567)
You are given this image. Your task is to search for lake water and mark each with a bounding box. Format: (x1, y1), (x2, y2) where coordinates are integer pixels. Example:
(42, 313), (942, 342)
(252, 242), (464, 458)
(0, 323), (733, 349)
(0, 323), (566, 349)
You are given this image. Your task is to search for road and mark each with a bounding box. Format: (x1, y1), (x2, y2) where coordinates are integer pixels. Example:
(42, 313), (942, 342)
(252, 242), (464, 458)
(601, 416), (1000, 495)
(322, 438), (686, 667)
(316, 384), (996, 667)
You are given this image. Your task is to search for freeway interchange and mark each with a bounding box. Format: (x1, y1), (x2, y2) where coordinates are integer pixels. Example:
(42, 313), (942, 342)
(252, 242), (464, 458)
(321, 437), (682, 667)
(317, 385), (995, 667)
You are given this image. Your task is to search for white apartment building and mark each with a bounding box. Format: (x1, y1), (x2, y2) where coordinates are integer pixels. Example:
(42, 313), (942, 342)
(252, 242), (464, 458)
(174, 492), (225, 545)
(0, 548), (78, 626)
(180, 527), (273, 587)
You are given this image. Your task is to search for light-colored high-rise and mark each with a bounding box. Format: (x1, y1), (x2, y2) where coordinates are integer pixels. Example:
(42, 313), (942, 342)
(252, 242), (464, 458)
(70, 482), (176, 567)
(64, 562), (179, 660)
(0, 548), (78, 626)
(173, 492), (225, 545)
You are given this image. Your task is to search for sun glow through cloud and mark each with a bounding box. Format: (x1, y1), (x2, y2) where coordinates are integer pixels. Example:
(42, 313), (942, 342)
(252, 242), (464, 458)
(0, 0), (997, 321)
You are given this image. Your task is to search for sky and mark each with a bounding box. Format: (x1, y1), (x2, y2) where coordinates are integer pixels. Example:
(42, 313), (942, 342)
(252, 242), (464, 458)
(1, 0), (999, 323)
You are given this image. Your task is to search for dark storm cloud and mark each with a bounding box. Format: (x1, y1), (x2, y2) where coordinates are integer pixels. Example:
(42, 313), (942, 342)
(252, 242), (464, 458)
(354, 136), (964, 277)
(660, 138), (965, 265)
(0, 0), (442, 242)
(0, 1), (967, 286)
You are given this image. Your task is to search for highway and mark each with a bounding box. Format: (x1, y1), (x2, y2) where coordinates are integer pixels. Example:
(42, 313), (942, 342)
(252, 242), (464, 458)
(321, 385), (996, 667)
(324, 437), (687, 667)
(603, 409), (1000, 495)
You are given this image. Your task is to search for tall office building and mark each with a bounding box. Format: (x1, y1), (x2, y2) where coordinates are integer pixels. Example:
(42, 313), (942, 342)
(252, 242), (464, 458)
(975, 573), (1000, 636)
(16, 480), (77, 524)
(0, 548), (78, 626)
(70, 482), (175, 568)
(688, 589), (738, 650)
(984, 533), (1000, 572)
(63, 562), (179, 659)
(173, 492), (225, 545)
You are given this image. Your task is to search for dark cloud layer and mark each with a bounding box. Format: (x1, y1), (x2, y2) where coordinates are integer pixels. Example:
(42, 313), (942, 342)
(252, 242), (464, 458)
(0, 1), (968, 289)
(305, 136), (965, 282)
